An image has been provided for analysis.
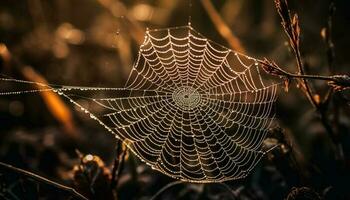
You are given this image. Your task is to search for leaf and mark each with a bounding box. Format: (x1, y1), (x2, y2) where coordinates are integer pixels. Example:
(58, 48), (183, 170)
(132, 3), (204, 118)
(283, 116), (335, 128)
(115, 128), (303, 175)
(292, 14), (300, 46)
(284, 78), (291, 92)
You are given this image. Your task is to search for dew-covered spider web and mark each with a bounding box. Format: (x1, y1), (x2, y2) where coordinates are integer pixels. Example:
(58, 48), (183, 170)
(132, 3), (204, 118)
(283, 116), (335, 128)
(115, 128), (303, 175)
(0, 25), (279, 183)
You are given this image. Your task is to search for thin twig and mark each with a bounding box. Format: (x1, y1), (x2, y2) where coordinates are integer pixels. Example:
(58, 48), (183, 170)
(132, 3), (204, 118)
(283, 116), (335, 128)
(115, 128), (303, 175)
(265, 0), (347, 159)
(258, 59), (350, 86)
(116, 147), (127, 181)
(299, 1), (343, 159)
(110, 142), (121, 189)
(322, 1), (336, 74)
(322, 2), (336, 100)
(274, 0), (318, 108)
(110, 140), (126, 189)
(295, 49), (319, 107)
(0, 161), (88, 200)
(259, 59), (348, 159)
(200, 0), (246, 53)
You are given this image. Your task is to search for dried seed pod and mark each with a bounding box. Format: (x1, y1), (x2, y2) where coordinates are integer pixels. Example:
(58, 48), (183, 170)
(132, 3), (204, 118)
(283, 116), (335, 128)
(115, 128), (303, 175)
(72, 154), (114, 200)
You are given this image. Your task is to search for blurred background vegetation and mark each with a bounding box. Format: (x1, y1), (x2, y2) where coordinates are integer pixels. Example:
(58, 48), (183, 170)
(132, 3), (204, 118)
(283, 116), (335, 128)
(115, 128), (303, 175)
(0, 0), (350, 199)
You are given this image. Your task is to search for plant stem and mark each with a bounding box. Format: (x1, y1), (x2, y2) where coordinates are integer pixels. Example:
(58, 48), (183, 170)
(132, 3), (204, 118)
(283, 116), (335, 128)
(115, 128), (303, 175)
(200, 0), (246, 53)
(110, 141), (122, 189)
(110, 140), (126, 190)
(294, 46), (319, 108)
(0, 161), (88, 200)
(258, 59), (350, 88)
(282, 73), (335, 81)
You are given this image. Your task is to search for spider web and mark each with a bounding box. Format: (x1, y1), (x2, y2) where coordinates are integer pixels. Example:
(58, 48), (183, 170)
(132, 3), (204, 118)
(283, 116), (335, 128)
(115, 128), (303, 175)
(0, 25), (279, 183)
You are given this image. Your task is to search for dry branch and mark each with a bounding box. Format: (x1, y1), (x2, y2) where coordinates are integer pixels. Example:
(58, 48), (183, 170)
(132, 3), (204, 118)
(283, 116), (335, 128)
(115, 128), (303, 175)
(274, 0), (318, 108)
(0, 161), (88, 200)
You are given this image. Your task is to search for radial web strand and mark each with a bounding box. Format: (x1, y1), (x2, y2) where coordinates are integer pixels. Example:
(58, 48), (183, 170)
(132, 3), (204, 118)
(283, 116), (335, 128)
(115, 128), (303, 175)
(0, 25), (279, 183)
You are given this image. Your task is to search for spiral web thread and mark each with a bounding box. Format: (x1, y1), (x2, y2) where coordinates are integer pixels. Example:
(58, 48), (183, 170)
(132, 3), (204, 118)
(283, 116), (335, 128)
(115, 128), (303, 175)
(0, 25), (278, 183)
